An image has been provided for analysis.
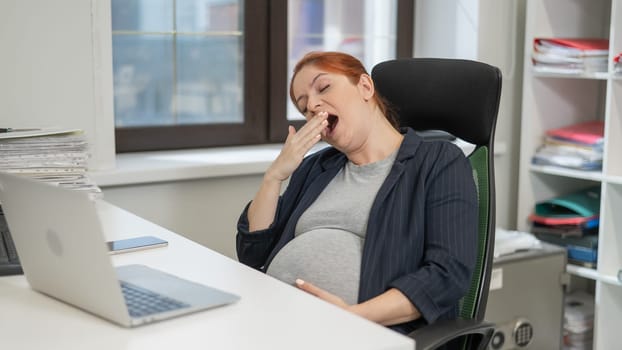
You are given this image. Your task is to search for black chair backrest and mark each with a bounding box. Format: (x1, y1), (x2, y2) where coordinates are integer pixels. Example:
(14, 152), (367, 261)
(372, 58), (500, 147)
(372, 58), (501, 322)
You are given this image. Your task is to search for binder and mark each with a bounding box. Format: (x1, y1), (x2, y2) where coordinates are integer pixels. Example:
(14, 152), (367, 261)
(529, 186), (601, 237)
(545, 121), (604, 146)
(534, 38), (609, 55)
(567, 245), (597, 264)
(535, 232), (598, 249)
(534, 186), (600, 218)
(529, 214), (598, 227)
(531, 221), (598, 237)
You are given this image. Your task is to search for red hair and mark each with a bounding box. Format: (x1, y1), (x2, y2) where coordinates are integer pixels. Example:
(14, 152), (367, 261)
(289, 51), (399, 129)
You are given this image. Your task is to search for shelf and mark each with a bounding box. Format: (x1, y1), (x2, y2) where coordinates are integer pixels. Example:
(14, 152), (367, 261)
(599, 274), (622, 287)
(566, 265), (622, 287)
(567, 264), (599, 280)
(531, 68), (610, 80)
(530, 164), (604, 181)
(520, 1), (620, 348)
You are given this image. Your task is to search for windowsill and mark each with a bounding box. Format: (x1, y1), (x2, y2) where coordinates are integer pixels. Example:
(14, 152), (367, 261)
(90, 143), (296, 187)
(91, 141), (507, 187)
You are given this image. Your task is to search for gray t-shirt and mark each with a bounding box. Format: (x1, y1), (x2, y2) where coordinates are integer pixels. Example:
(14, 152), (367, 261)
(267, 150), (397, 304)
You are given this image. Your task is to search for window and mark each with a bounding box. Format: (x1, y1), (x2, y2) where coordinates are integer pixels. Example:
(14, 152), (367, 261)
(286, 0), (399, 121)
(112, 0), (413, 152)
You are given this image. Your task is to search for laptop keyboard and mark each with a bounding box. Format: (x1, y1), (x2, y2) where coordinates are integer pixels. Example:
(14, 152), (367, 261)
(120, 281), (190, 318)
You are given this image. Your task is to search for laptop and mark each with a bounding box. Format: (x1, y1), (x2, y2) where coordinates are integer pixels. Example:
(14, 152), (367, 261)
(0, 172), (239, 327)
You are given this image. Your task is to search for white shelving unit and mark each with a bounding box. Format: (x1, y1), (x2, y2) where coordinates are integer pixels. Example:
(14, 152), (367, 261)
(517, 0), (622, 349)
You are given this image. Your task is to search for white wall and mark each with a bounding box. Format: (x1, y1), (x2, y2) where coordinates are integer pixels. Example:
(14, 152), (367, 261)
(0, 0), (116, 171)
(414, 0), (479, 59)
(478, 0), (526, 230)
(414, 0), (526, 229)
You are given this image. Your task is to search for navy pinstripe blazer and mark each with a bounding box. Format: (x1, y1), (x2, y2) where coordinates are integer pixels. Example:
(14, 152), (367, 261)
(237, 128), (478, 334)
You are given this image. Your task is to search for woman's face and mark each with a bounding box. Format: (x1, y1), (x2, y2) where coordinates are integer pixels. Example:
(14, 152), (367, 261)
(291, 64), (375, 152)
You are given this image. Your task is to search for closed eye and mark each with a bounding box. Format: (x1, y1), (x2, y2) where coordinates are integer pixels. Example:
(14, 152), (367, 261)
(319, 84), (330, 93)
(297, 99), (307, 114)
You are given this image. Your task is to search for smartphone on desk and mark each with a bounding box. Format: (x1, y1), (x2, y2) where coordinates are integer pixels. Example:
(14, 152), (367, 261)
(107, 235), (168, 255)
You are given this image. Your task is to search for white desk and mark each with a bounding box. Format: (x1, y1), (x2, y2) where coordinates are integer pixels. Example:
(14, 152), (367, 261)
(0, 201), (414, 350)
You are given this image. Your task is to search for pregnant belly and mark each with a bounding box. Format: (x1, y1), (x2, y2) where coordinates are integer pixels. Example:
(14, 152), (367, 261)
(266, 228), (363, 305)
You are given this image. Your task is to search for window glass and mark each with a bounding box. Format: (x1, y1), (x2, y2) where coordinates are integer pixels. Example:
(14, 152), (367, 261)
(111, 0), (173, 32)
(112, 35), (174, 127)
(111, 0), (243, 128)
(287, 0), (397, 120)
(176, 0), (242, 32)
(176, 35), (243, 124)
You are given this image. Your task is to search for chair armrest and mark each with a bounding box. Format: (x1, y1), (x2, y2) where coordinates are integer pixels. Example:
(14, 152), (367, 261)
(407, 319), (494, 350)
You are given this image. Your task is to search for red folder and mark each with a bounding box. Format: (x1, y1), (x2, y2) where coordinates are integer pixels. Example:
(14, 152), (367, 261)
(529, 213), (599, 226)
(535, 38), (609, 51)
(545, 121), (604, 145)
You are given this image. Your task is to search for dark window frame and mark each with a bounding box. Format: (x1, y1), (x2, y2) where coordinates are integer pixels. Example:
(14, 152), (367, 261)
(115, 0), (413, 153)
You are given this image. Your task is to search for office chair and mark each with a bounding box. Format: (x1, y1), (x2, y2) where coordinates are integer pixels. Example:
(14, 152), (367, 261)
(372, 58), (501, 350)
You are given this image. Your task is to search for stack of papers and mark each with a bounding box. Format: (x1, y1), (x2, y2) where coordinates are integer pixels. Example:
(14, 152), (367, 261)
(532, 121), (604, 170)
(532, 38), (609, 74)
(494, 228), (542, 258)
(563, 291), (594, 350)
(0, 128), (101, 196)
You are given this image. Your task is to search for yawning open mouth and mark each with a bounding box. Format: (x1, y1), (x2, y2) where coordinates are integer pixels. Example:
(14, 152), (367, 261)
(327, 114), (338, 134)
